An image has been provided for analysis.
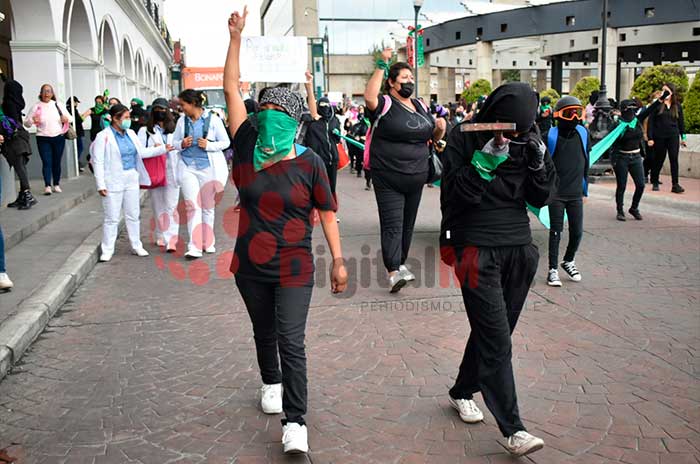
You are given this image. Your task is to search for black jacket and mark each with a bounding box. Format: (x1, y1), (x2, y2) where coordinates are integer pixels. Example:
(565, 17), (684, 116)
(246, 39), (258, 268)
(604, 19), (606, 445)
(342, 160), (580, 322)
(305, 116), (341, 165)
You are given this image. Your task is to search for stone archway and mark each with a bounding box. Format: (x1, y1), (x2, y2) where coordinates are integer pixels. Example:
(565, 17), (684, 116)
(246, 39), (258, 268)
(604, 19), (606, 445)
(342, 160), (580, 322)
(122, 36), (136, 99)
(100, 15), (121, 99)
(61, 0), (99, 104)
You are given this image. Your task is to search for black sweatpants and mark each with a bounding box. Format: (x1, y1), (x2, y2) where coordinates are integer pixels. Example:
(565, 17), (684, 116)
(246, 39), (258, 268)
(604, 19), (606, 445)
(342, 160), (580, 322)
(235, 276), (313, 425)
(449, 244), (539, 437)
(651, 136), (680, 185)
(7, 154), (31, 191)
(548, 197), (584, 269)
(612, 153), (645, 213)
(325, 161), (338, 198)
(372, 169), (426, 272)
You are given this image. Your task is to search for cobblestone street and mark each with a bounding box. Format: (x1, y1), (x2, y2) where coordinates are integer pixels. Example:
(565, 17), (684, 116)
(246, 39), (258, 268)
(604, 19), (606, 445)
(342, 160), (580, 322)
(1, 171), (698, 464)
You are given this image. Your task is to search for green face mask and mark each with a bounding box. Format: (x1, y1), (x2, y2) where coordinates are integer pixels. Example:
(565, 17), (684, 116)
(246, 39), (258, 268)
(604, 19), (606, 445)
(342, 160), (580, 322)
(254, 109), (299, 172)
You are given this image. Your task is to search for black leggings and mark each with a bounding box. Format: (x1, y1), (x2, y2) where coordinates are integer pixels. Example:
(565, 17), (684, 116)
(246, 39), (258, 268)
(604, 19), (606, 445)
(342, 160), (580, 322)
(612, 153), (645, 212)
(548, 197), (583, 269)
(235, 276), (313, 425)
(651, 136), (680, 185)
(6, 155), (31, 191)
(372, 169), (426, 272)
(449, 244), (539, 437)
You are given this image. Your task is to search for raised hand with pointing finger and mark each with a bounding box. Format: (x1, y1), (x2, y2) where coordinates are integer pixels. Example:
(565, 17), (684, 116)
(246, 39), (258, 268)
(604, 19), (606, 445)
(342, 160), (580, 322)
(228, 5), (248, 37)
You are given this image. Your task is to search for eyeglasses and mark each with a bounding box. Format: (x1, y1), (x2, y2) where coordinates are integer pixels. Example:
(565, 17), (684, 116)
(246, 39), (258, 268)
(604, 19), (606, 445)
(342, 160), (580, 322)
(554, 106), (584, 121)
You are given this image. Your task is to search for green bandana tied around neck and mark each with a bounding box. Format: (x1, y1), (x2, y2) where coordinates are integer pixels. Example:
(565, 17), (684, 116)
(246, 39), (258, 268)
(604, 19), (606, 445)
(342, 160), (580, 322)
(94, 103), (107, 115)
(253, 110), (299, 172)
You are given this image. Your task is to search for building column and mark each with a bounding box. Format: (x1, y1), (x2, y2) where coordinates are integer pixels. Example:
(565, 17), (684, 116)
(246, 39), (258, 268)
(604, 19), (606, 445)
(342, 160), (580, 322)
(619, 66), (634, 101)
(105, 72), (123, 102)
(492, 69), (502, 88)
(551, 56), (563, 95)
(11, 41), (66, 104)
(417, 55), (430, 101)
(475, 41), (493, 85)
(536, 69), (547, 91)
(436, 67), (455, 104)
(598, 27), (618, 101)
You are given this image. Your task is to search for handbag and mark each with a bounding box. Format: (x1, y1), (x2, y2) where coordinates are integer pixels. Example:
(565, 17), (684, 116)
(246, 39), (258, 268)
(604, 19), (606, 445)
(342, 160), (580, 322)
(427, 145), (443, 184)
(55, 103), (77, 140)
(336, 142), (350, 170)
(140, 131), (167, 189)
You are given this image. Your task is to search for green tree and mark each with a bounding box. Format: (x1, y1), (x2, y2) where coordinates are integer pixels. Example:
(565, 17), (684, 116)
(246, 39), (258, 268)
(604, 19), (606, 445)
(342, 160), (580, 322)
(683, 75), (700, 134)
(502, 69), (521, 83)
(630, 64), (689, 104)
(570, 76), (601, 104)
(462, 79), (492, 104)
(539, 88), (560, 105)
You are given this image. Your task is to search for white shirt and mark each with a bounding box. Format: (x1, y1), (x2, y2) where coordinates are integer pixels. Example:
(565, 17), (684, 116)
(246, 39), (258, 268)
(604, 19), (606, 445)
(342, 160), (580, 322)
(24, 100), (73, 137)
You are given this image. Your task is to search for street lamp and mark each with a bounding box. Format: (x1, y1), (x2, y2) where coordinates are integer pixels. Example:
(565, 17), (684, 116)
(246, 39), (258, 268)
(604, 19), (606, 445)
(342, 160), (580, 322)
(414, 0), (424, 98)
(591, 0), (613, 144)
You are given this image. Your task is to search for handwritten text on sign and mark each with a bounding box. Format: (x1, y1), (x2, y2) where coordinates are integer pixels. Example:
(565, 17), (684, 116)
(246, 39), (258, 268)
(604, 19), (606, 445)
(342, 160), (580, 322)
(240, 36), (308, 83)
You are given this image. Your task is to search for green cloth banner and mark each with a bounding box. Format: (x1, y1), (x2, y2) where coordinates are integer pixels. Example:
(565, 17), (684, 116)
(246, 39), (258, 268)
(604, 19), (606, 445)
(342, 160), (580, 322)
(333, 129), (365, 150)
(528, 119), (638, 228)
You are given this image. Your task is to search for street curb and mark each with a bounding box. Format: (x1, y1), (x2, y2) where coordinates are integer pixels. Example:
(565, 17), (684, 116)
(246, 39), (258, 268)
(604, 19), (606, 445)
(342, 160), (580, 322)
(5, 185), (97, 252)
(0, 192), (147, 381)
(588, 185), (700, 214)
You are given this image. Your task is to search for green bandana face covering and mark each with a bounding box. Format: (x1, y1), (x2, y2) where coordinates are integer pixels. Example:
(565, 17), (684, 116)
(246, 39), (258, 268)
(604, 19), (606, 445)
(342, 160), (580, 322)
(254, 109), (299, 172)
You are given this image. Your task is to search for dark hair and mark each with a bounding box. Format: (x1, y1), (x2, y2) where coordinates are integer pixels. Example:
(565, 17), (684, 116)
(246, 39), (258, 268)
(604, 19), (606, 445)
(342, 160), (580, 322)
(383, 62), (413, 94)
(95, 95), (104, 103)
(660, 82), (680, 119)
(146, 106), (175, 134)
(38, 84), (56, 101)
(109, 103), (129, 121)
(179, 89), (205, 108)
(244, 98), (259, 114)
(108, 97), (122, 106)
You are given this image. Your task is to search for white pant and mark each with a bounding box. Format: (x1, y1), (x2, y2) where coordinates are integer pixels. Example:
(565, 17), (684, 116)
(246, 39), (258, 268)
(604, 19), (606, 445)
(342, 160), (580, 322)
(149, 184), (180, 247)
(101, 170), (142, 254)
(178, 160), (216, 252)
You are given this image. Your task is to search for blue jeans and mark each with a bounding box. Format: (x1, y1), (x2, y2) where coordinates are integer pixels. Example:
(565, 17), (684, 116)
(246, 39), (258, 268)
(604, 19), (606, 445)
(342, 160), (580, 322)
(36, 135), (66, 187)
(0, 173), (5, 273)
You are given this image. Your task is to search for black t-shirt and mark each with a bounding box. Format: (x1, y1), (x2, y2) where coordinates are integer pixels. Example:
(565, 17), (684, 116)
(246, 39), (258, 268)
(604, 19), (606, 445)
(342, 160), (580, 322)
(231, 119), (337, 286)
(551, 132), (586, 199)
(369, 96), (434, 174)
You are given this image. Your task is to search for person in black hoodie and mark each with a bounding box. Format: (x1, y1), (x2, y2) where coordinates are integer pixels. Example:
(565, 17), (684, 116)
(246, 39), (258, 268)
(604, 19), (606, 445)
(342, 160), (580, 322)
(648, 83), (687, 193)
(440, 82), (557, 457)
(545, 96), (590, 287)
(305, 97), (341, 201)
(610, 91), (667, 221)
(0, 68), (37, 210)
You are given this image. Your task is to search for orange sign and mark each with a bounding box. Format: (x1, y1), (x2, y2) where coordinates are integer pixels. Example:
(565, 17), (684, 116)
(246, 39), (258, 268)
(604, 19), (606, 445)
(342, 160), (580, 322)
(182, 67), (224, 89)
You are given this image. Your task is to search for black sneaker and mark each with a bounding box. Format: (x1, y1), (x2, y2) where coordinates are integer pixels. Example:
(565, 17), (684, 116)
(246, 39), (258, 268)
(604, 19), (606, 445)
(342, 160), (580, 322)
(671, 184), (685, 194)
(560, 261), (582, 282)
(652, 183), (659, 191)
(628, 208), (643, 220)
(616, 211), (626, 221)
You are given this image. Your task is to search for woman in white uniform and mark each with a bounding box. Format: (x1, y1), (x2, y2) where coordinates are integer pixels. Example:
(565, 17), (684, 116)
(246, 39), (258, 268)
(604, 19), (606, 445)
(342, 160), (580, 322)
(138, 98), (180, 252)
(172, 89), (230, 259)
(92, 104), (172, 262)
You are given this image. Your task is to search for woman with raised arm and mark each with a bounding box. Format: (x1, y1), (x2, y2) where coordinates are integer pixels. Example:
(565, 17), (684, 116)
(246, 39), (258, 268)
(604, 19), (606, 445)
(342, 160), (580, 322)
(224, 6), (348, 455)
(364, 48), (446, 293)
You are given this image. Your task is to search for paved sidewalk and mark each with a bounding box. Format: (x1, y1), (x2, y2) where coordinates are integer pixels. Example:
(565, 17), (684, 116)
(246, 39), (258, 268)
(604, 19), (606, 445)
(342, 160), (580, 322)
(0, 168), (698, 464)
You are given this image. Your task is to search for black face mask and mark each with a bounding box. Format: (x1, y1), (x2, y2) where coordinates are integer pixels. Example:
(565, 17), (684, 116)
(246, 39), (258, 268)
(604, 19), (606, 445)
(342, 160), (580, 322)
(153, 111), (167, 122)
(397, 82), (414, 98)
(319, 106), (333, 120)
(557, 119), (579, 132)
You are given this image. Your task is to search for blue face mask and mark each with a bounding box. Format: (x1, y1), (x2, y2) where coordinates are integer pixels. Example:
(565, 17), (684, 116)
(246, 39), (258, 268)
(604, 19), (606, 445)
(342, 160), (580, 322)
(120, 119), (132, 130)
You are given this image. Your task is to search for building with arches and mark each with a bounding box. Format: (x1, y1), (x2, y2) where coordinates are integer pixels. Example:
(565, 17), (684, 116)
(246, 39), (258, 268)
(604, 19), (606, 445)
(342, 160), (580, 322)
(0, 0), (173, 199)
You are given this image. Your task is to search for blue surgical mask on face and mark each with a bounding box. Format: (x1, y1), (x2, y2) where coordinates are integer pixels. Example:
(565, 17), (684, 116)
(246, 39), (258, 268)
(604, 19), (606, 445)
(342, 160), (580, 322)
(120, 119), (132, 130)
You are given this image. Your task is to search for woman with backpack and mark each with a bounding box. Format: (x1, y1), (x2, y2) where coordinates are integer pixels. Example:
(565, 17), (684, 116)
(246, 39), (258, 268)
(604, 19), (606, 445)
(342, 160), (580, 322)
(363, 48), (446, 293)
(138, 98), (180, 252)
(172, 89), (230, 259)
(24, 84), (72, 195)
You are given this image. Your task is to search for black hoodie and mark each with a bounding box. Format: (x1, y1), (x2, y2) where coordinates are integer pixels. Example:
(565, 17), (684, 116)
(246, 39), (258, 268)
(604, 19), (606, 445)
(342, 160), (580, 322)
(1, 74), (25, 123)
(305, 97), (340, 165)
(440, 83), (558, 251)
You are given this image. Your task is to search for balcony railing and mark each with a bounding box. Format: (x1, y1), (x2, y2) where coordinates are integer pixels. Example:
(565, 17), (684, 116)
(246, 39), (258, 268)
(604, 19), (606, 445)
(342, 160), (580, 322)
(142, 0), (173, 52)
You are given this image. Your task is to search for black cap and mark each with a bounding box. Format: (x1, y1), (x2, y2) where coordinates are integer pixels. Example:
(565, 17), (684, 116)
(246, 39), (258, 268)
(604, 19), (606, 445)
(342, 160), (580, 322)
(151, 97), (169, 110)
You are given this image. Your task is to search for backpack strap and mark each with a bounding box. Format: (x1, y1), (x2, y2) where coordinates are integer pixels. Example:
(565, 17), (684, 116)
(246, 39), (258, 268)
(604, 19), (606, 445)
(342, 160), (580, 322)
(547, 126), (558, 158)
(575, 124), (588, 153)
(202, 112), (212, 139)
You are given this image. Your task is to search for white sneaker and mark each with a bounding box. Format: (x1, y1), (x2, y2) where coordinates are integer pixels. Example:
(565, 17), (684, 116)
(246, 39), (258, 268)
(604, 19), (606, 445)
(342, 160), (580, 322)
(448, 396), (484, 423)
(399, 264), (416, 282)
(260, 383), (283, 414)
(505, 431), (545, 456)
(388, 272), (407, 293)
(99, 252), (113, 262)
(204, 245), (216, 254)
(547, 269), (562, 287)
(0, 273), (14, 291)
(282, 422), (309, 454)
(52, 185), (62, 193)
(156, 238), (166, 247)
(561, 260), (581, 282)
(132, 248), (149, 257)
(185, 249), (203, 259)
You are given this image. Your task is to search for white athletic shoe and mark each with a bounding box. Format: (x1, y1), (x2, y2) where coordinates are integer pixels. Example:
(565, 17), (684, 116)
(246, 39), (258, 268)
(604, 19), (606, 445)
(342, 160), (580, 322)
(99, 252), (113, 262)
(389, 272), (408, 293)
(260, 383), (283, 414)
(185, 249), (203, 259)
(449, 396), (484, 423)
(399, 264), (416, 282)
(0, 273), (14, 291)
(561, 260), (582, 282)
(547, 269), (562, 287)
(282, 422), (309, 454)
(505, 431), (545, 456)
(132, 247), (149, 257)
(204, 245), (216, 254)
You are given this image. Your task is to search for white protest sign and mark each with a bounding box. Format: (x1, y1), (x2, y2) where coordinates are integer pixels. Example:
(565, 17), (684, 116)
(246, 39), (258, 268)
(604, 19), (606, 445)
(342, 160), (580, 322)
(240, 36), (308, 83)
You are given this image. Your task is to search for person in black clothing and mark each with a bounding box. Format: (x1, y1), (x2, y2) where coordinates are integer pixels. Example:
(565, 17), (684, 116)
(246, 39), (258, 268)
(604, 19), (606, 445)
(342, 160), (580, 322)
(129, 98), (147, 133)
(545, 96), (590, 287)
(66, 97), (88, 170)
(0, 68), (37, 210)
(364, 48), (446, 293)
(349, 117), (369, 181)
(440, 82), (557, 457)
(610, 91), (667, 221)
(304, 96), (341, 200)
(224, 6), (348, 454)
(536, 96), (553, 134)
(648, 83), (687, 193)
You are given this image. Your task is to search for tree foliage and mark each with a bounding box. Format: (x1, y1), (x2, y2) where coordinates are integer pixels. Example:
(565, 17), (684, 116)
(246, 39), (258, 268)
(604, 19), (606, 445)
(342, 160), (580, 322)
(502, 69), (521, 83)
(462, 79), (492, 104)
(683, 75), (700, 134)
(539, 88), (561, 105)
(570, 76), (601, 105)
